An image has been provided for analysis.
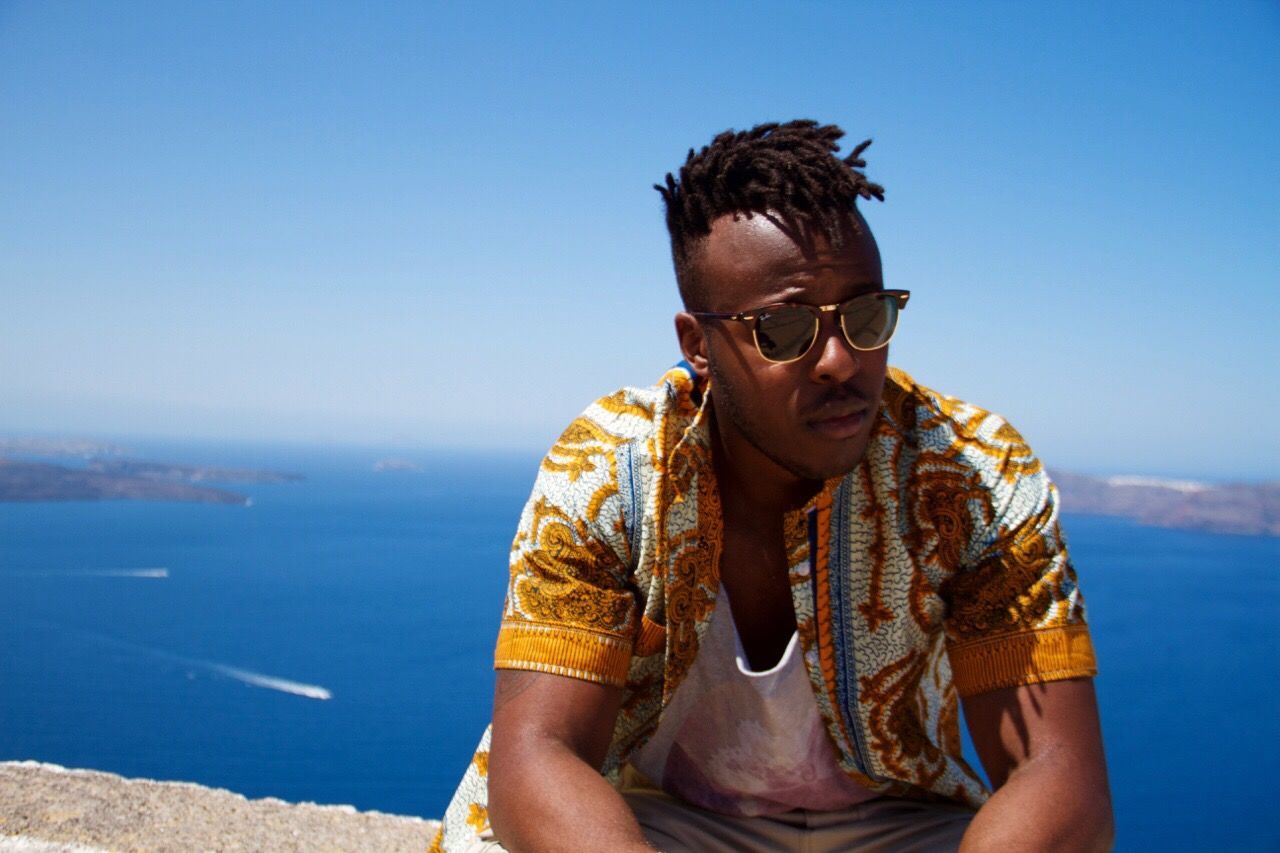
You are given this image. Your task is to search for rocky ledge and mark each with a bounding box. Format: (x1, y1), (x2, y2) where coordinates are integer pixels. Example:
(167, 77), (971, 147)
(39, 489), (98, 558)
(0, 762), (438, 852)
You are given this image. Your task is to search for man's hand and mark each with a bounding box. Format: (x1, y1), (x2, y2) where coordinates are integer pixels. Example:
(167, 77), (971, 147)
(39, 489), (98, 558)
(487, 669), (655, 853)
(960, 677), (1113, 852)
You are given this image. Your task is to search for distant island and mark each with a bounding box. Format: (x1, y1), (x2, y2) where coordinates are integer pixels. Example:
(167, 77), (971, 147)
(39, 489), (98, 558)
(2, 435), (1274, 537)
(372, 458), (421, 473)
(0, 437), (128, 458)
(0, 442), (304, 506)
(84, 459), (303, 485)
(0, 459), (251, 505)
(1051, 470), (1279, 538)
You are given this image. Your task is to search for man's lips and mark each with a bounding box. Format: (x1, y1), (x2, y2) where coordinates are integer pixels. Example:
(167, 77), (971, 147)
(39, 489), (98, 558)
(807, 404), (870, 440)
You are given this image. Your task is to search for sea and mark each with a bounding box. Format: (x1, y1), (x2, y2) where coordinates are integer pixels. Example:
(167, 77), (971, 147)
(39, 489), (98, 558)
(1, 442), (1277, 851)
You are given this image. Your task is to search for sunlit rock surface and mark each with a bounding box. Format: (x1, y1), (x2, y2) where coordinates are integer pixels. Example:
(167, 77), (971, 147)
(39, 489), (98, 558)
(0, 762), (438, 852)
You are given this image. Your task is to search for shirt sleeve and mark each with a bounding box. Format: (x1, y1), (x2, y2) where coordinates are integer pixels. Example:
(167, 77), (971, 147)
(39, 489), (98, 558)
(943, 423), (1098, 697)
(493, 412), (638, 687)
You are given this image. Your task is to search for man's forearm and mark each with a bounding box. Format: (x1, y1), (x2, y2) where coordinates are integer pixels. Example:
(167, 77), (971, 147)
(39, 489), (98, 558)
(488, 738), (654, 853)
(959, 750), (1114, 852)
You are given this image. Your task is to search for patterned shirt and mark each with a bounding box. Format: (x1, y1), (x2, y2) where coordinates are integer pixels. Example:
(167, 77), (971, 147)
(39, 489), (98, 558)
(431, 364), (1096, 852)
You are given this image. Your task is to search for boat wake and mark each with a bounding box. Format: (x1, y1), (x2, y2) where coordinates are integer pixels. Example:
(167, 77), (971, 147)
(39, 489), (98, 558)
(7, 567), (169, 578)
(26, 619), (332, 701)
(207, 664), (332, 700)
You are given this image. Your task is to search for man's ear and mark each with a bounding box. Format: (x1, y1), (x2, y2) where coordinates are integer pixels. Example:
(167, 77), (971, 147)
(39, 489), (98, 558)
(674, 312), (710, 378)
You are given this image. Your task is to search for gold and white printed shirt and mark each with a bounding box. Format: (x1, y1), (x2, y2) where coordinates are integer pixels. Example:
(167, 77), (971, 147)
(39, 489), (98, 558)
(431, 364), (1096, 852)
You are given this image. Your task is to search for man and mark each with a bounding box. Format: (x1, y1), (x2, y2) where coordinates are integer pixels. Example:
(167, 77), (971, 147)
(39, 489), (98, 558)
(431, 120), (1112, 852)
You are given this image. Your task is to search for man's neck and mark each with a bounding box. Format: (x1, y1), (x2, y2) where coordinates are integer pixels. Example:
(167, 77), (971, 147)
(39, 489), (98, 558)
(709, 409), (821, 516)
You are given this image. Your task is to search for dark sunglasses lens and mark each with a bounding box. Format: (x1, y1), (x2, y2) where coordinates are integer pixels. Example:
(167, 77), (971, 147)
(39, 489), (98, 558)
(840, 295), (898, 350)
(755, 307), (816, 362)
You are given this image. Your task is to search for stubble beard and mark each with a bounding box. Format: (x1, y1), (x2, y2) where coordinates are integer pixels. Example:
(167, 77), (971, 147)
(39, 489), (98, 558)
(706, 359), (840, 484)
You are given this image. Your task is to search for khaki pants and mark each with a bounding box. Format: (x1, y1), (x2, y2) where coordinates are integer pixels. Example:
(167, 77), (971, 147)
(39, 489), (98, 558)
(468, 789), (975, 852)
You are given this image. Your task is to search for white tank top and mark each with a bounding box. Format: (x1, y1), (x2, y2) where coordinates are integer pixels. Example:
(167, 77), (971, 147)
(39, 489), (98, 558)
(630, 586), (879, 816)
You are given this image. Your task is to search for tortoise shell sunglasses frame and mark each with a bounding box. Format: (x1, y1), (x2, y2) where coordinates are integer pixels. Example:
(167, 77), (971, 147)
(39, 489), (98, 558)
(689, 289), (911, 364)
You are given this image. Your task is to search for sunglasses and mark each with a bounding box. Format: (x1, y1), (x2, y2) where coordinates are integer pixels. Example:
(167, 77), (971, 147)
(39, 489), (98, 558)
(690, 289), (911, 364)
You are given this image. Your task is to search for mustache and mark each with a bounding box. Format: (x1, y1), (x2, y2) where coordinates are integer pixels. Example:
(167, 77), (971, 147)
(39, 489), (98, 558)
(803, 385), (872, 419)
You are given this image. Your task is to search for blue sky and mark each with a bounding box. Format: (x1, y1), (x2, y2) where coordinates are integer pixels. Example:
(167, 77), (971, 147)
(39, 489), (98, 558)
(1, 1), (1276, 479)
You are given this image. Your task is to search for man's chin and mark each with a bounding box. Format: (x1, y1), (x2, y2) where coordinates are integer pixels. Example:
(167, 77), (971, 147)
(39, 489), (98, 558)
(780, 443), (868, 483)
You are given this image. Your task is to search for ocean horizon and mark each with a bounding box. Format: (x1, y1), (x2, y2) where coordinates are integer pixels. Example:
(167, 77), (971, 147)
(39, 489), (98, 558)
(2, 441), (1276, 850)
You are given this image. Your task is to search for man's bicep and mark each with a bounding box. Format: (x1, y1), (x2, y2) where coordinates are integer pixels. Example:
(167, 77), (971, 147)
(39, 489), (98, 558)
(498, 423), (640, 685)
(490, 669), (626, 772)
(961, 676), (1107, 790)
(945, 451), (1096, 696)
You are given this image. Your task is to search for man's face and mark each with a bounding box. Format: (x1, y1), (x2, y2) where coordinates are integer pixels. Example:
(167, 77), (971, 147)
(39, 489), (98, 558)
(681, 212), (889, 484)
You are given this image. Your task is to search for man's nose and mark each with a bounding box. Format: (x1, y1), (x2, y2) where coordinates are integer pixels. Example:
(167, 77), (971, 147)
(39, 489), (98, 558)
(808, 318), (859, 384)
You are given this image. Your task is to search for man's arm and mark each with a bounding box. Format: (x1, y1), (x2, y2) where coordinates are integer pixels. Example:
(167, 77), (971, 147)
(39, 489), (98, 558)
(487, 670), (654, 853)
(960, 677), (1113, 852)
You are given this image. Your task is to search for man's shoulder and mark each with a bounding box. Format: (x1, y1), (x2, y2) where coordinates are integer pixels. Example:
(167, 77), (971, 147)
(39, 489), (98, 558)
(534, 364), (696, 493)
(879, 367), (1044, 483)
(883, 367), (999, 438)
(553, 363), (698, 450)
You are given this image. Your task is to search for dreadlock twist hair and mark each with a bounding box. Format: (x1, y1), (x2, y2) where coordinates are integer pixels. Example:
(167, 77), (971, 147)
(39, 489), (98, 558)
(655, 120), (884, 308)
